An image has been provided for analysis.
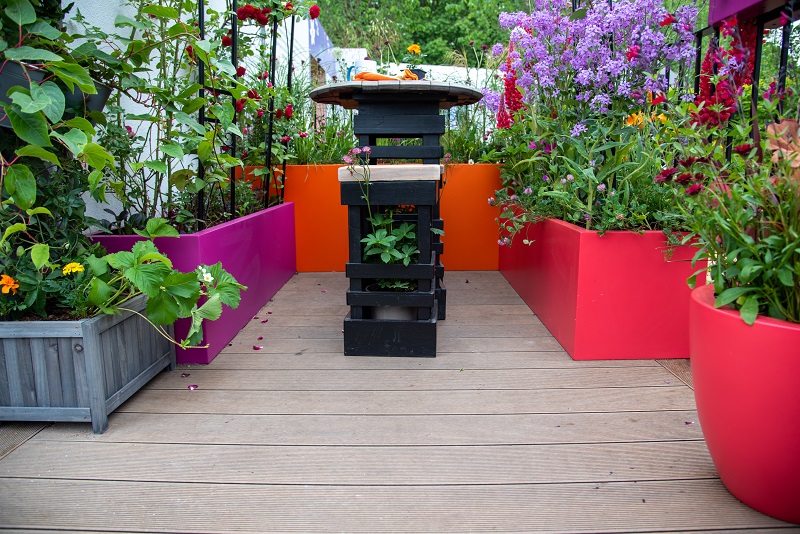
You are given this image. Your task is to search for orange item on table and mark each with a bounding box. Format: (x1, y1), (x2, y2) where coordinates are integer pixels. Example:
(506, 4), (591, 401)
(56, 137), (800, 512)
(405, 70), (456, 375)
(354, 69), (419, 81)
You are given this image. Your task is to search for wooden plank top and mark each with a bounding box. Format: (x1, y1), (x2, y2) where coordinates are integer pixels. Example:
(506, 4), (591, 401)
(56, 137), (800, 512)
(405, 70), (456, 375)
(309, 81), (484, 110)
(338, 164), (443, 182)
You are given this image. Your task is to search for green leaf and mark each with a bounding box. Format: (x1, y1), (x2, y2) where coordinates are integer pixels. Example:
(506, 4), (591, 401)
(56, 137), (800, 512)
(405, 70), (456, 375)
(3, 46), (63, 62)
(144, 160), (168, 174)
(145, 289), (182, 325)
(740, 295), (759, 326)
(51, 128), (87, 156)
(141, 4), (179, 19)
(777, 268), (795, 287)
(10, 91), (47, 113)
(4, 0), (36, 26)
(169, 169), (196, 190)
(85, 254), (108, 276)
(34, 81), (65, 123)
(160, 143), (185, 159)
(114, 14), (148, 30)
(183, 293), (222, 346)
(174, 112), (205, 134)
(5, 105), (51, 146)
(64, 117), (95, 136)
(30, 243), (49, 269)
(206, 262), (245, 309)
(134, 217), (180, 239)
(26, 20), (62, 40)
(146, 272), (200, 324)
(80, 142), (114, 170)
(88, 277), (114, 307)
(123, 262), (172, 297)
(49, 62), (96, 93)
(715, 287), (754, 308)
(0, 222), (26, 246)
(569, 7), (588, 20)
(15, 145), (60, 167)
(5, 164), (36, 209)
(25, 207), (51, 217)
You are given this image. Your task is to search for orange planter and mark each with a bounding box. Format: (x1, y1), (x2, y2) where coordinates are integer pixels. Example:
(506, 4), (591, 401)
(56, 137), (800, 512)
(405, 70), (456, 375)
(284, 165), (349, 272)
(282, 163), (502, 272)
(440, 164), (502, 270)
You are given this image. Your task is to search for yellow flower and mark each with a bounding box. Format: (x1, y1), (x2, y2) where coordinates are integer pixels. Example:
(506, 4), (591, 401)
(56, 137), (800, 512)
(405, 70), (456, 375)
(625, 112), (644, 127)
(407, 43), (421, 55)
(655, 113), (668, 124)
(62, 262), (85, 275)
(1, 274), (19, 295)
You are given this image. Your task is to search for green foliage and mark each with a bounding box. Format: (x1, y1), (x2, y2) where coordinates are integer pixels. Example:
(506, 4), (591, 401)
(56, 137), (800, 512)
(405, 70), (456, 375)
(361, 209), (420, 290)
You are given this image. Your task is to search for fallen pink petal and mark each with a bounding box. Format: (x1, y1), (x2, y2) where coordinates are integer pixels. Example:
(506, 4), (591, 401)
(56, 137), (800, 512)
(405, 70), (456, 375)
(253, 345), (264, 350)
(685, 421), (695, 425)
(252, 316), (259, 320)
(321, 289), (327, 293)
(261, 319), (268, 323)
(187, 385), (198, 390)
(180, 373), (191, 378)
(257, 336), (263, 340)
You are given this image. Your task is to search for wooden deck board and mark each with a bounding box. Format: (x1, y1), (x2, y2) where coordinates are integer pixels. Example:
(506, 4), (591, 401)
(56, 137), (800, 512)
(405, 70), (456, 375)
(0, 271), (791, 533)
(0, 479), (791, 533)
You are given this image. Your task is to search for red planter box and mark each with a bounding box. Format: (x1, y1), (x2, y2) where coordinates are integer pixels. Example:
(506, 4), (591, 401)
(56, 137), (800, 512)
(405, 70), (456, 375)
(690, 284), (800, 524)
(708, 0), (784, 25)
(92, 204), (296, 364)
(500, 219), (704, 360)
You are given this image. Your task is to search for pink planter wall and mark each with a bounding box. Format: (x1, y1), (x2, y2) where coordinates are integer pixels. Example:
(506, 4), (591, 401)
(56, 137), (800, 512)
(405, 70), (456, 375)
(690, 284), (800, 523)
(708, 0), (785, 25)
(92, 204), (296, 364)
(500, 219), (704, 360)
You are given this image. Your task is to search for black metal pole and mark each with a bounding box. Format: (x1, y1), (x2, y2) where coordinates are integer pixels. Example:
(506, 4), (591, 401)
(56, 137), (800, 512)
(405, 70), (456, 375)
(777, 1), (795, 115)
(264, 15), (279, 209)
(279, 14), (296, 203)
(229, 0), (238, 221)
(197, 0), (206, 229)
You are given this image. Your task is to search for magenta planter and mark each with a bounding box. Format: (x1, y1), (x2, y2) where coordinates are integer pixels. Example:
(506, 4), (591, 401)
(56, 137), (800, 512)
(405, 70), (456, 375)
(92, 204), (296, 364)
(708, 0), (785, 25)
(690, 284), (800, 524)
(500, 219), (704, 360)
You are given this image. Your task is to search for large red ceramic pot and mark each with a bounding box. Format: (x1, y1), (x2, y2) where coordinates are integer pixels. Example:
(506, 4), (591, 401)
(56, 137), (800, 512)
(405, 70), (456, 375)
(690, 283), (800, 523)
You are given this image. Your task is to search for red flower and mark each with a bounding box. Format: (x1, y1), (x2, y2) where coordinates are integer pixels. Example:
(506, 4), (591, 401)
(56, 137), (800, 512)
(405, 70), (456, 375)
(299, 131), (309, 138)
(693, 172), (705, 182)
(674, 172), (693, 185)
(780, 11), (790, 27)
(733, 143), (754, 155)
(257, 109), (264, 118)
(185, 45), (195, 61)
(654, 167), (679, 183)
(236, 66), (246, 77)
(677, 157), (697, 168)
(247, 89), (261, 99)
(309, 4), (320, 19)
(222, 35), (233, 47)
(258, 70), (269, 80)
(285, 2), (293, 11)
(242, 151), (248, 158)
(284, 103), (293, 119)
(659, 13), (675, 26)
(235, 99), (247, 112)
(262, 7), (272, 14)
(651, 93), (667, 105)
(275, 108), (283, 119)
(685, 183), (703, 196)
(125, 125), (135, 138)
(626, 45), (640, 62)
(256, 12), (269, 25)
(280, 135), (291, 143)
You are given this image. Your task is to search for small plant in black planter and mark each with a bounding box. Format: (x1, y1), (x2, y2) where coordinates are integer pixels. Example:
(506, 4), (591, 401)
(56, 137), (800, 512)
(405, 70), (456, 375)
(362, 208), (419, 291)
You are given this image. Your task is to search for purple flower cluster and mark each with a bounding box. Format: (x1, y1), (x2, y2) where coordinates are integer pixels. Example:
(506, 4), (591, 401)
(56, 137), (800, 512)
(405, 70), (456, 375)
(489, 0), (698, 112)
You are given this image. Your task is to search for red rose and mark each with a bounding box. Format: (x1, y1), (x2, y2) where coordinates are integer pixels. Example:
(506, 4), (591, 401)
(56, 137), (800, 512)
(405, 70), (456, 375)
(280, 135), (291, 143)
(275, 108), (283, 119)
(247, 89), (260, 100)
(309, 4), (320, 19)
(258, 70), (269, 80)
(235, 99), (247, 112)
(285, 2), (293, 11)
(257, 109), (264, 118)
(256, 12), (269, 25)
(222, 35), (233, 47)
(733, 143), (754, 155)
(284, 103), (293, 118)
(236, 66), (246, 77)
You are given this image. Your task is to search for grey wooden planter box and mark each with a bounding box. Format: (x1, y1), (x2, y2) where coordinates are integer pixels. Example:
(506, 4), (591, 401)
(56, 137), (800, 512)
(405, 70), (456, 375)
(0, 295), (175, 433)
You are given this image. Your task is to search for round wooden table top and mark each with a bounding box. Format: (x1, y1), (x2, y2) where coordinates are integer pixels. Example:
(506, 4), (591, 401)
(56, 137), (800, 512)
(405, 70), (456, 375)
(309, 80), (484, 110)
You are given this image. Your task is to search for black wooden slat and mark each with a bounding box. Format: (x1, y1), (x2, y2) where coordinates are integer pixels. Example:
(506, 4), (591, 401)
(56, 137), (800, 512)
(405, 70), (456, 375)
(346, 262), (435, 280)
(354, 115), (445, 136)
(340, 182), (439, 206)
(346, 290), (435, 308)
(366, 145), (443, 160)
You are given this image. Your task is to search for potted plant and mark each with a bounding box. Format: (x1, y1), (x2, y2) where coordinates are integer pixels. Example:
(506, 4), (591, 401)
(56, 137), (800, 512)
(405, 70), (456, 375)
(484, 0), (703, 360)
(667, 16), (800, 524)
(75, 0), (301, 363)
(402, 43), (427, 79)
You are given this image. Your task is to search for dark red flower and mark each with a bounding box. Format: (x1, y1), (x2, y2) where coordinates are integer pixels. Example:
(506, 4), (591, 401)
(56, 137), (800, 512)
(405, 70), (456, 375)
(242, 151), (248, 158)
(626, 45), (640, 62)
(685, 183), (703, 196)
(185, 45), (195, 61)
(677, 157), (697, 168)
(236, 65), (246, 77)
(262, 7), (272, 14)
(285, 2), (293, 11)
(693, 172), (705, 182)
(309, 4), (320, 19)
(674, 172), (693, 185)
(733, 143), (754, 155)
(247, 89), (260, 99)
(275, 108), (283, 119)
(280, 135), (291, 143)
(654, 167), (679, 183)
(659, 13), (675, 26)
(257, 108), (264, 118)
(125, 125), (135, 138)
(235, 99), (247, 112)
(258, 70), (269, 80)
(255, 12), (269, 25)
(284, 103), (293, 119)
(222, 35), (233, 47)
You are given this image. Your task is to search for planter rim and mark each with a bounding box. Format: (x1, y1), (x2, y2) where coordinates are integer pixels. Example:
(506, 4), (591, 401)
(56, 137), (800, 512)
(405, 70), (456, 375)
(692, 283), (800, 332)
(0, 293), (148, 330)
(528, 217), (689, 238)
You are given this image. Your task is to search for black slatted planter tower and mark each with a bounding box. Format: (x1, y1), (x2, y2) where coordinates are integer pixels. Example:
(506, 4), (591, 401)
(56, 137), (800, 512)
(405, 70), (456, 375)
(309, 81), (482, 357)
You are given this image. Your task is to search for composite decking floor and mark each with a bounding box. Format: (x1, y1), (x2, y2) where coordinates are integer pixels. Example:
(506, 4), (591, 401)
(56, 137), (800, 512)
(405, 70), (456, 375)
(0, 271), (797, 533)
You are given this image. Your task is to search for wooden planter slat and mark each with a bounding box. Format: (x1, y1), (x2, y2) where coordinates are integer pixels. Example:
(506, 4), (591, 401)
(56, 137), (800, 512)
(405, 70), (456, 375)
(345, 262), (436, 279)
(347, 290), (435, 308)
(340, 181), (439, 206)
(0, 294), (175, 433)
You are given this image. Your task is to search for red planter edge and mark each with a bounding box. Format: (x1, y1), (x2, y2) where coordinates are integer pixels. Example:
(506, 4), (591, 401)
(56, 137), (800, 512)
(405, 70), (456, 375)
(690, 284), (800, 524)
(499, 218), (705, 360)
(92, 203), (296, 364)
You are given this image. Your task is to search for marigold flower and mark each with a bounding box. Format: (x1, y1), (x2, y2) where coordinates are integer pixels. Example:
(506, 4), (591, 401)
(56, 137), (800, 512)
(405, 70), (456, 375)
(62, 262), (85, 275)
(309, 4), (320, 19)
(0, 274), (19, 295)
(625, 112), (644, 127)
(407, 44), (422, 55)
